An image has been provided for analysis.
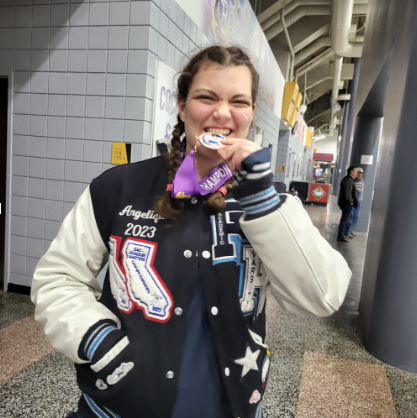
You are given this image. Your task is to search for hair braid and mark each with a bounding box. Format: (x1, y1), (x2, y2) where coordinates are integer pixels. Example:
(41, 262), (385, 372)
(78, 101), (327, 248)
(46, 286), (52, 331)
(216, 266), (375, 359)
(154, 116), (185, 221)
(204, 177), (235, 214)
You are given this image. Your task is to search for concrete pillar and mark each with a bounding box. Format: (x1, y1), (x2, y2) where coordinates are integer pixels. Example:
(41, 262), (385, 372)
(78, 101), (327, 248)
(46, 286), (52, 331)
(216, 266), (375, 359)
(365, 14), (417, 372)
(334, 58), (361, 196)
(348, 116), (382, 232)
(333, 102), (349, 190)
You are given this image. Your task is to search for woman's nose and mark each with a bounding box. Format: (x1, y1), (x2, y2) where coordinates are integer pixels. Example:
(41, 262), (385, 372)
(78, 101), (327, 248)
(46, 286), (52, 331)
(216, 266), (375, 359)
(214, 102), (231, 119)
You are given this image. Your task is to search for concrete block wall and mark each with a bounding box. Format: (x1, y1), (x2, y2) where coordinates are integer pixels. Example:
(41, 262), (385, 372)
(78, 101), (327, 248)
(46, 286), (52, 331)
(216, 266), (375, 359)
(275, 130), (289, 182)
(0, 0), (284, 289)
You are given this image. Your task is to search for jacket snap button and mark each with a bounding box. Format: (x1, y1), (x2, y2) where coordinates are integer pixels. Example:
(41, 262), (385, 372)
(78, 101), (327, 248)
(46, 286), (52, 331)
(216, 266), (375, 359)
(225, 367), (230, 376)
(174, 307), (183, 316)
(202, 251), (211, 259)
(166, 371), (174, 379)
(191, 196), (198, 204)
(211, 306), (218, 315)
(184, 250), (192, 258)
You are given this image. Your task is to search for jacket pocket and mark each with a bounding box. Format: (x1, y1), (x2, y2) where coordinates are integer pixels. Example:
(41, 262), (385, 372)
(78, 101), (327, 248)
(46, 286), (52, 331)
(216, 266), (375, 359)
(76, 341), (152, 418)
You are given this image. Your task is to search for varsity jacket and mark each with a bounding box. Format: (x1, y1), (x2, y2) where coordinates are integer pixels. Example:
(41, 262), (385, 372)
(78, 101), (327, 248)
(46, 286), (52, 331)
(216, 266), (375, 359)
(31, 153), (351, 418)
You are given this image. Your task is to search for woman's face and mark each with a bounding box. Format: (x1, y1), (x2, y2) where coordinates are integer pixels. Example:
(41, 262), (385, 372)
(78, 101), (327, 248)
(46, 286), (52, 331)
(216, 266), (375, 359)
(178, 64), (256, 158)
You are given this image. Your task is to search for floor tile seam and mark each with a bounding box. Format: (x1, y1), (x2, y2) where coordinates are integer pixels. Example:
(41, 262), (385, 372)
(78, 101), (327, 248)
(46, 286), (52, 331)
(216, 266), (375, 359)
(0, 315), (51, 355)
(1, 342), (54, 361)
(0, 346), (56, 386)
(0, 340), (54, 366)
(305, 348), (384, 368)
(0, 314), (36, 337)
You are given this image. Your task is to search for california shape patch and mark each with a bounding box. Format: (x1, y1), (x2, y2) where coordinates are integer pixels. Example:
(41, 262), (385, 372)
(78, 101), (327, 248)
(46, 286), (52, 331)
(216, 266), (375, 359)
(122, 238), (173, 322)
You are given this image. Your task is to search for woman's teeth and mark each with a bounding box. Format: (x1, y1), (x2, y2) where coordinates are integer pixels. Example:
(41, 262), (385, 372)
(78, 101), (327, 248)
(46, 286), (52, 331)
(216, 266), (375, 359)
(206, 128), (231, 135)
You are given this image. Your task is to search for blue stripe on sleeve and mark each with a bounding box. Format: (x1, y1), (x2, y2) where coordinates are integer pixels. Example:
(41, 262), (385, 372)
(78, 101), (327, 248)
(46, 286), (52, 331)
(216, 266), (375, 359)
(244, 196), (281, 215)
(84, 394), (112, 418)
(238, 186), (277, 205)
(86, 325), (117, 360)
(83, 323), (108, 357)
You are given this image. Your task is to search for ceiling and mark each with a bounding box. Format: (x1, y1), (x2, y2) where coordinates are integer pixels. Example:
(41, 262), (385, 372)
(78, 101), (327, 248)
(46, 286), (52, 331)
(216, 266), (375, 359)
(249, 0), (367, 134)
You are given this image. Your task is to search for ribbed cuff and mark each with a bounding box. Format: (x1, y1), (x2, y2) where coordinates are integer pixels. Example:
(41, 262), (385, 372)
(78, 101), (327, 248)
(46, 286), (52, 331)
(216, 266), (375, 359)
(78, 319), (125, 365)
(233, 173), (285, 220)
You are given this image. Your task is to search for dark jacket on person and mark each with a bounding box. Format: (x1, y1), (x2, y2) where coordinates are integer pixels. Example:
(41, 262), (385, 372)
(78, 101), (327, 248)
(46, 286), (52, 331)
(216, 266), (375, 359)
(338, 175), (357, 208)
(31, 155), (352, 418)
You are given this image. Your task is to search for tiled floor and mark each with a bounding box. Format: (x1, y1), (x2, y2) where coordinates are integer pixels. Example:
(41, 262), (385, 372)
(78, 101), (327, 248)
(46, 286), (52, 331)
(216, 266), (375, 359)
(1, 193), (417, 417)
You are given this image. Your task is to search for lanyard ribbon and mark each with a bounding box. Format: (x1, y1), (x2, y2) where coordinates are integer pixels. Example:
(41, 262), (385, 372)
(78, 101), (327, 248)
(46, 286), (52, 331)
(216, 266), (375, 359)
(171, 149), (232, 199)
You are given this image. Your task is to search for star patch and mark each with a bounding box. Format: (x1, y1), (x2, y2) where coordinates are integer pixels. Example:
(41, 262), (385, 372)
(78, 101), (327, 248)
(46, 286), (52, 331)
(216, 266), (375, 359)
(234, 345), (260, 378)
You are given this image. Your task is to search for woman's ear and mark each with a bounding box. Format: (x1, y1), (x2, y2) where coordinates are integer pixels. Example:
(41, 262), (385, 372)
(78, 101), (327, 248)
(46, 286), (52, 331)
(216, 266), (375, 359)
(249, 103), (256, 129)
(178, 100), (186, 122)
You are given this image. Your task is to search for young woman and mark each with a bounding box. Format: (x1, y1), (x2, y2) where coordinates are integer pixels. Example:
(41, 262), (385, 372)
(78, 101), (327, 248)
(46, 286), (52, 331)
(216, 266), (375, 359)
(31, 46), (351, 418)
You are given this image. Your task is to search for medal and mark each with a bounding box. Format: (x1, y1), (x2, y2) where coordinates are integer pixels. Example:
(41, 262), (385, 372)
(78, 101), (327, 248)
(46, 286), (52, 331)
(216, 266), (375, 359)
(171, 135), (232, 199)
(198, 132), (226, 150)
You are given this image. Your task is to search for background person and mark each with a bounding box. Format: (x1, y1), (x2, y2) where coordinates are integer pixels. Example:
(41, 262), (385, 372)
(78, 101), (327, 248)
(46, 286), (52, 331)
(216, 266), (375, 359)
(347, 167), (364, 237)
(31, 46), (351, 418)
(337, 166), (358, 243)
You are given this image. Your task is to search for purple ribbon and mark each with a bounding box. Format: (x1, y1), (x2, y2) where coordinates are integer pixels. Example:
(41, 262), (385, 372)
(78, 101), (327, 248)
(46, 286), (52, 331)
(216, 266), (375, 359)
(171, 149), (232, 199)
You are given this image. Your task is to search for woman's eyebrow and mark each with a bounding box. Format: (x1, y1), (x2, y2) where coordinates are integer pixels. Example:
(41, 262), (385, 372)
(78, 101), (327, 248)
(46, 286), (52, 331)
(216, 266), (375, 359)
(193, 88), (218, 96)
(231, 94), (252, 100)
(193, 89), (252, 100)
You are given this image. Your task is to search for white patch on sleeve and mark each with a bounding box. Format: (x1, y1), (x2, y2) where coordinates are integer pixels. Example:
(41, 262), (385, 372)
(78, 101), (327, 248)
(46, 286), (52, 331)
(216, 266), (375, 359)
(122, 238), (173, 322)
(95, 379), (108, 390)
(248, 329), (268, 348)
(106, 362), (134, 385)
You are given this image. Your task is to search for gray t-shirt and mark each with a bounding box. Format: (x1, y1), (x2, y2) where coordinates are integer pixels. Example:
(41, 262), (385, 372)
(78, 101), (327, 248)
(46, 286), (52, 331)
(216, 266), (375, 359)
(355, 178), (364, 201)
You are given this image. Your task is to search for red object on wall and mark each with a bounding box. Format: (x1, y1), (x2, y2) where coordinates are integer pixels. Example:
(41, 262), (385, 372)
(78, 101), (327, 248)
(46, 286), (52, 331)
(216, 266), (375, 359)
(307, 183), (330, 205)
(313, 153), (333, 161)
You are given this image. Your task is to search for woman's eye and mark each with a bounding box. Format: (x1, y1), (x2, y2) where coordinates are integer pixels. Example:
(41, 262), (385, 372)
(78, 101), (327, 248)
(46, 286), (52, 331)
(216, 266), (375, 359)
(233, 101), (251, 106)
(198, 96), (215, 101)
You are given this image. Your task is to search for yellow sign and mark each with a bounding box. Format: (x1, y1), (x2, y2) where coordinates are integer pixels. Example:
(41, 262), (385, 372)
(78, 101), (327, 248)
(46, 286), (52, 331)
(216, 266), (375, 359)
(279, 166), (285, 172)
(112, 143), (128, 165)
(306, 127), (314, 148)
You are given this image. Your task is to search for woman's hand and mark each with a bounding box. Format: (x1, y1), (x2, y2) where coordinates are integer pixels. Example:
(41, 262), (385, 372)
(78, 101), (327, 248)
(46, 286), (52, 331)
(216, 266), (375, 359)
(217, 138), (262, 172)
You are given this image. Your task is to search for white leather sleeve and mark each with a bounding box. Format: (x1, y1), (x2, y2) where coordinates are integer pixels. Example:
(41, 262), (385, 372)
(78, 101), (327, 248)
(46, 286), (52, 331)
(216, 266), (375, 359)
(31, 187), (121, 363)
(240, 195), (352, 317)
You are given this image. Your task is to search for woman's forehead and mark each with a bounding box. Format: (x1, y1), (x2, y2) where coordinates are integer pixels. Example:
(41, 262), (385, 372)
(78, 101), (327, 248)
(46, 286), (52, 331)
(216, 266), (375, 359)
(190, 65), (253, 93)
